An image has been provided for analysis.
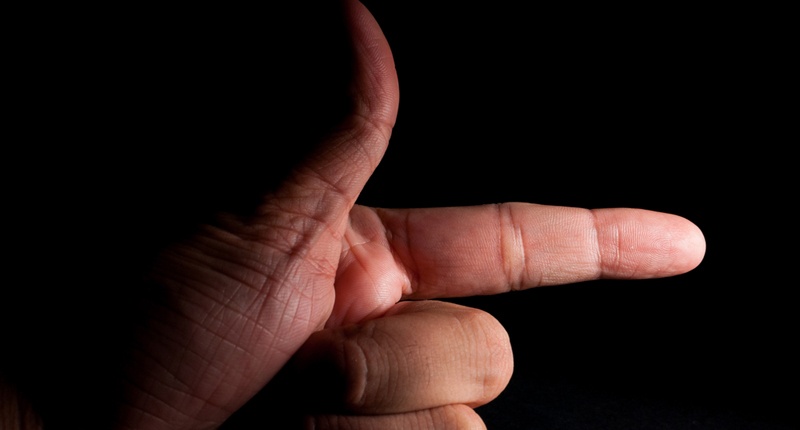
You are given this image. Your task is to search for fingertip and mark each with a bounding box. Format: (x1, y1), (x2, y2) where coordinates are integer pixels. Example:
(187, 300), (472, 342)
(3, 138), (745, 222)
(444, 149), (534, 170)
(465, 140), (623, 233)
(675, 215), (707, 273)
(343, 0), (400, 128)
(647, 211), (707, 277)
(594, 208), (708, 279)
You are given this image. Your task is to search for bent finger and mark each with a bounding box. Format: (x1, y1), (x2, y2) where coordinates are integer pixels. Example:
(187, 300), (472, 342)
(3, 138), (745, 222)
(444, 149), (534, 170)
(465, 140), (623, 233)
(289, 300), (513, 414)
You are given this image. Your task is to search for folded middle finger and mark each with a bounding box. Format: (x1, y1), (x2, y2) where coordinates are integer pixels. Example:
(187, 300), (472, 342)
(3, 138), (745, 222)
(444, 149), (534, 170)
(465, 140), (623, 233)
(288, 300), (514, 415)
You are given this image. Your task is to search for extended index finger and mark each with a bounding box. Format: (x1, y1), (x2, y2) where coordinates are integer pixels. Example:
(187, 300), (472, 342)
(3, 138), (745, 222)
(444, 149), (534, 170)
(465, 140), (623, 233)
(374, 203), (705, 300)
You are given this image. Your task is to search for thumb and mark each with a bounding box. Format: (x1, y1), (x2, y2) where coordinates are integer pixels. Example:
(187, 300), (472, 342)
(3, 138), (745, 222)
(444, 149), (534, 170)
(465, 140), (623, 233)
(268, 0), (399, 230)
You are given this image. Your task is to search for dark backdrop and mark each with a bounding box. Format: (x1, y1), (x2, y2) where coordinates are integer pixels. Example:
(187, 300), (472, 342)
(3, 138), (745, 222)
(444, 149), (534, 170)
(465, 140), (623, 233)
(5, 1), (794, 429)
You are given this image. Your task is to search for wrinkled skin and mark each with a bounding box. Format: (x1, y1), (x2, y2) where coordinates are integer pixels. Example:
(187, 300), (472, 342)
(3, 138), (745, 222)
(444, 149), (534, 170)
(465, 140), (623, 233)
(16, 1), (703, 429)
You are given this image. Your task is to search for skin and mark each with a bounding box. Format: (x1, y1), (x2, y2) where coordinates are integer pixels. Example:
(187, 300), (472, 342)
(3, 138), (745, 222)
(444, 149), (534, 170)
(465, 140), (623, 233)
(2, 0), (706, 429)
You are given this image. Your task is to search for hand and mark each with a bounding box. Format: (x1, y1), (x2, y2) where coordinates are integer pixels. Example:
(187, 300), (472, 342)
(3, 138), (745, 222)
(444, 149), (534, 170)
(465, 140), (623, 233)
(1, 1), (705, 429)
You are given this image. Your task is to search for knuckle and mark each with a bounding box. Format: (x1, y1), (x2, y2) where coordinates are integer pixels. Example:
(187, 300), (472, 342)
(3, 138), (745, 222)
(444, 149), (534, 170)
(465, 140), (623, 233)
(455, 307), (514, 400)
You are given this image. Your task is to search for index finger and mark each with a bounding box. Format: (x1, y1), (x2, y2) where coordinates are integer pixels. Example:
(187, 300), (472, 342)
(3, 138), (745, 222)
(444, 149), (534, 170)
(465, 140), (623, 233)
(374, 203), (706, 299)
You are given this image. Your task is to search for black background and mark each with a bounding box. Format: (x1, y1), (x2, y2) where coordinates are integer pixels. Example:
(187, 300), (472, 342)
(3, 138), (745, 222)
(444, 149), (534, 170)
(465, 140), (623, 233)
(5, 1), (795, 429)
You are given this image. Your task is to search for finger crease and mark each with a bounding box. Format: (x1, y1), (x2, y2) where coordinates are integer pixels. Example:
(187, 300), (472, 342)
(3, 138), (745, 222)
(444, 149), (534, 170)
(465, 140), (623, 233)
(589, 208), (608, 279)
(498, 203), (526, 291)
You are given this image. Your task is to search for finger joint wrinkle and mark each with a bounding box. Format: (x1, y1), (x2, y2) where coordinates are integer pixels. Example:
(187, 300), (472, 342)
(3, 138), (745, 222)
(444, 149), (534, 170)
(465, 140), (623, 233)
(497, 203), (528, 291)
(589, 208), (614, 279)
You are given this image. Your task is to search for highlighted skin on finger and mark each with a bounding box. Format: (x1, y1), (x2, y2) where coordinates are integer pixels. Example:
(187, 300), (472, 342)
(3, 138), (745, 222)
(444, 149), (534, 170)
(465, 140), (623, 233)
(370, 204), (706, 300)
(329, 205), (411, 327)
